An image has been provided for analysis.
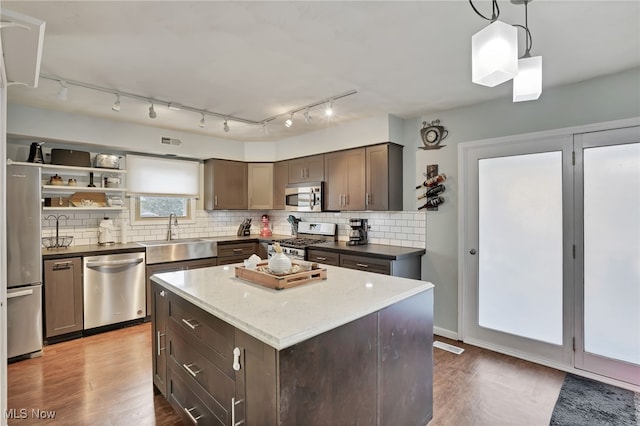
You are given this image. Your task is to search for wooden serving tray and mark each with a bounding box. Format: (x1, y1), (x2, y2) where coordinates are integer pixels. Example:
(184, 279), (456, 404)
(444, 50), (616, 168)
(235, 262), (327, 290)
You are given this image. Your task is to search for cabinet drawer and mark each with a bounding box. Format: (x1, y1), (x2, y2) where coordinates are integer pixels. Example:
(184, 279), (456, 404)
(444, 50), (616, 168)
(340, 254), (391, 275)
(168, 294), (235, 378)
(168, 327), (234, 423)
(217, 243), (257, 258)
(306, 250), (339, 266)
(217, 255), (248, 266)
(168, 365), (226, 426)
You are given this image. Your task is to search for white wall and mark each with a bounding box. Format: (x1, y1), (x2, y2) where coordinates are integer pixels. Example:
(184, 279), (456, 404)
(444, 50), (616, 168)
(7, 104), (245, 161)
(413, 67), (640, 335)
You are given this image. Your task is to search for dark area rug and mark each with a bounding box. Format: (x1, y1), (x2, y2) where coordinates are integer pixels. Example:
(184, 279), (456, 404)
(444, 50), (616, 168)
(550, 373), (639, 425)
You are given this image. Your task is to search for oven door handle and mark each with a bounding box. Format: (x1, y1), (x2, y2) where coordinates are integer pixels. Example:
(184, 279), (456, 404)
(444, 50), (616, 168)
(85, 258), (144, 268)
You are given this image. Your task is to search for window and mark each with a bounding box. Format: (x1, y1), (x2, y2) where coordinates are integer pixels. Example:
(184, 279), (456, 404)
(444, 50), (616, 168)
(132, 196), (196, 224)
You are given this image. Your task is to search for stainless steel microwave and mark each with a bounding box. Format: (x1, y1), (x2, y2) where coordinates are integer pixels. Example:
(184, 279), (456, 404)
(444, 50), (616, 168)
(285, 183), (323, 212)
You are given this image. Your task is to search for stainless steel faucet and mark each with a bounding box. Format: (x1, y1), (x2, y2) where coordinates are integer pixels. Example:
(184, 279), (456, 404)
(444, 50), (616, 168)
(167, 213), (178, 240)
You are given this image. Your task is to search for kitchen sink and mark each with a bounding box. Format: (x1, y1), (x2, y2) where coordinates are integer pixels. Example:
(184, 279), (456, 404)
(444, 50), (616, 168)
(138, 239), (218, 264)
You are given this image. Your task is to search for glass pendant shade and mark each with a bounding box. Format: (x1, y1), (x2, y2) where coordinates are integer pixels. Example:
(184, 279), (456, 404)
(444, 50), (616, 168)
(513, 56), (542, 102)
(472, 20), (518, 87)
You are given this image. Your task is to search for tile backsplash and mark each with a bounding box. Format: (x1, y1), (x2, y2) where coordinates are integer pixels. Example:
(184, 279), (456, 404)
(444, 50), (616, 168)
(42, 209), (426, 248)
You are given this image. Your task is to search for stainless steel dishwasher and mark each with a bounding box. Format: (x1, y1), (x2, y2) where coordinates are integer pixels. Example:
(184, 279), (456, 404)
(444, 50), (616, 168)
(83, 252), (146, 329)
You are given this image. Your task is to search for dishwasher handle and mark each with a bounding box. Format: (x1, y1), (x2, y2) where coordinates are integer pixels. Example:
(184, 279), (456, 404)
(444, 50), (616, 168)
(85, 258), (144, 268)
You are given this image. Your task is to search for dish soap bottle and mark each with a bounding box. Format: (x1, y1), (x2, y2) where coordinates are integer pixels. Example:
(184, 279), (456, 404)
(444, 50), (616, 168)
(268, 242), (291, 274)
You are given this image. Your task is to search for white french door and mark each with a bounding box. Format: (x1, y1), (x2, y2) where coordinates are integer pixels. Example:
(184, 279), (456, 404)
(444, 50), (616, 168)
(574, 127), (640, 385)
(461, 135), (574, 365)
(461, 125), (640, 386)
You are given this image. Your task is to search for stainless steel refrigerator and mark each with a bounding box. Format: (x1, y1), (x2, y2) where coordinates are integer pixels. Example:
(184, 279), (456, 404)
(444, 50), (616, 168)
(6, 164), (43, 359)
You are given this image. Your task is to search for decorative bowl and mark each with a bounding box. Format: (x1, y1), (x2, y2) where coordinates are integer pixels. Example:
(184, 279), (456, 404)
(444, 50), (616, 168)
(41, 236), (74, 249)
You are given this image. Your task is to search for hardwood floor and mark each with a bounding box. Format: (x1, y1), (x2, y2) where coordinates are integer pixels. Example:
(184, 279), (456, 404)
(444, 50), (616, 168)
(7, 324), (565, 425)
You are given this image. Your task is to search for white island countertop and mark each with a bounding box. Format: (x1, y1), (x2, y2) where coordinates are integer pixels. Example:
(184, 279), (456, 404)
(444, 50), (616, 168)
(151, 264), (434, 350)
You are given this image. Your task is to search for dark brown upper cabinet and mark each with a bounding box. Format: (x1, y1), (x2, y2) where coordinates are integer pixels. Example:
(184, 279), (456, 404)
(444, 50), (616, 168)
(204, 159), (248, 210)
(288, 154), (324, 183)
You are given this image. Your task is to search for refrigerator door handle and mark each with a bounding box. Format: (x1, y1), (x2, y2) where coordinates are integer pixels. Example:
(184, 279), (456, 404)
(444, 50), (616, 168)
(8, 288), (35, 299)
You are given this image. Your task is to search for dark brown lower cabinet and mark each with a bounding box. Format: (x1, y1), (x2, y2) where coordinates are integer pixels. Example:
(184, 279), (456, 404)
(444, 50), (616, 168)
(43, 257), (83, 339)
(153, 281), (433, 425)
(307, 249), (422, 279)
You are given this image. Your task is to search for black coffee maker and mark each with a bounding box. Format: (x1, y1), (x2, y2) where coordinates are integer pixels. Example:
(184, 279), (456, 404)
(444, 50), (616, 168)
(27, 142), (45, 163)
(347, 218), (369, 246)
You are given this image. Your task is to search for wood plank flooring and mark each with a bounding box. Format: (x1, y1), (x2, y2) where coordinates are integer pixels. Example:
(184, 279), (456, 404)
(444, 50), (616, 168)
(7, 324), (565, 425)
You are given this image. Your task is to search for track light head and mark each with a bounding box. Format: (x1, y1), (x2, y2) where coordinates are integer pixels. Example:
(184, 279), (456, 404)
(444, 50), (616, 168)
(223, 120), (230, 132)
(262, 121), (269, 136)
(303, 108), (311, 124)
(112, 94), (121, 112)
(284, 113), (294, 128)
(324, 101), (334, 117)
(57, 80), (68, 101)
(148, 102), (157, 119)
(199, 113), (205, 128)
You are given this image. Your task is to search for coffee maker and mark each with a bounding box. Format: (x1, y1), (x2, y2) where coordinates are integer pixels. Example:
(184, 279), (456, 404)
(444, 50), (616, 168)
(347, 218), (369, 246)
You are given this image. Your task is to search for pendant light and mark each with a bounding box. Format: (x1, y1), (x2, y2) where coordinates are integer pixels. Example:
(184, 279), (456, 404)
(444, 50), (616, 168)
(512, 0), (542, 102)
(470, 0), (518, 87)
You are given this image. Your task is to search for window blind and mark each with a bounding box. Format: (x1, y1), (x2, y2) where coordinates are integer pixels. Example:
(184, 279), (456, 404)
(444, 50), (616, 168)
(126, 155), (199, 196)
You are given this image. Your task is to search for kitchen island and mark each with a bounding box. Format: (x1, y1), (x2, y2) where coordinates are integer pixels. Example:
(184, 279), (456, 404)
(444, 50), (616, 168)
(151, 264), (434, 425)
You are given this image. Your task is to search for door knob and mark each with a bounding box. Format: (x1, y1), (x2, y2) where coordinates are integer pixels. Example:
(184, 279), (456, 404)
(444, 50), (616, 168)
(469, 249), (477, 255)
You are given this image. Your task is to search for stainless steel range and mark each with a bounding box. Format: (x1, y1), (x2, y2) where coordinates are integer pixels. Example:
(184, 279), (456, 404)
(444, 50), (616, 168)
(267, 222), (337, 261)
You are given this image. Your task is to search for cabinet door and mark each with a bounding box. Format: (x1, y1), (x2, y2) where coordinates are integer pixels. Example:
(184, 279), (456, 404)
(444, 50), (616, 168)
(273, 161), (288, 210)
(366, 143), (403, 211)
(43, 258), (83, 338)
(204, 159), (248, 210)
(152, 283), (169, 396)
(288, 158), (308, 183)
(248, 163), (274, 210)
(325, 149), (365, 211)
(343, 148), (366, 210)
(305, 154), (325, 182)
(324, 152), (348, 211)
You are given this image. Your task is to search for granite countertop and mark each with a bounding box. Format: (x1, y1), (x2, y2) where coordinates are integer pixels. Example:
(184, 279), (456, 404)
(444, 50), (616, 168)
(307, 241), (425, 260)
(151, 265), (433, 350)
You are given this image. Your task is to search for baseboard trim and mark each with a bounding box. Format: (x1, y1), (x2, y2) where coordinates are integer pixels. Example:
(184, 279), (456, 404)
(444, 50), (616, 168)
(433, 327), (459, 341)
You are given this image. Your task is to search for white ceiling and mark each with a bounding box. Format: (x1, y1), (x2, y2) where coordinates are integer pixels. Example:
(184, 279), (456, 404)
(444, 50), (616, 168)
(4, 1), (640, 142)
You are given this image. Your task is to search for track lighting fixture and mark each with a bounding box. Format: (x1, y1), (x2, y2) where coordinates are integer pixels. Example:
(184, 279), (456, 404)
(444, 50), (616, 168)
(262, 122), (269, 135)
(40, 74), (358, 134)
(111, 94), (120, 112)
(284, 113), (294, 128)
(324, 101), (334, 117)
(56, 80), (68, 101)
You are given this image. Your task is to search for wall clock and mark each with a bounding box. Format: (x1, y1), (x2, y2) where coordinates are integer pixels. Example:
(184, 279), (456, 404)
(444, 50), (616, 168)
(419, 119), (448, 150)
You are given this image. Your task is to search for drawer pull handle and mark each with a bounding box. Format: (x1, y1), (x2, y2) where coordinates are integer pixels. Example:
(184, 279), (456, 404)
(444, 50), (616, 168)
(356, 263), (369, 268)
(232, 347), (241, 371)
(232, 248), (244, 253)
(53, 261), (72, 270)
(184, 407), (203, 424)
(183, 363), (201, 377)
(156, 331), (165, 356)
(316, 257), (327, 261)
(182, 318), (200, 330)
(232, 397), (245, 426)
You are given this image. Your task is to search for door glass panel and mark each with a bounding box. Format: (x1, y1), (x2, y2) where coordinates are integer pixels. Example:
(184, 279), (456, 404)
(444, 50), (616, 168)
(583, 143), (640, 364)
(478, 152), (563, 344)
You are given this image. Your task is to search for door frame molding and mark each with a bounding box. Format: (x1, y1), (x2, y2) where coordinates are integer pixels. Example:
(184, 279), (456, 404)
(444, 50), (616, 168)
(457, 117), (640, 392)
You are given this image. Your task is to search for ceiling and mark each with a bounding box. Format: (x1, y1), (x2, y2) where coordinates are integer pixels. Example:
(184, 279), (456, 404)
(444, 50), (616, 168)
(3, 1), (640, 142)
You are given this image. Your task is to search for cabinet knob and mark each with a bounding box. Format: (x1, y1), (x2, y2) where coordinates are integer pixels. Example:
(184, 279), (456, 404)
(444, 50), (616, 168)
(469, 249), (477, 255)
